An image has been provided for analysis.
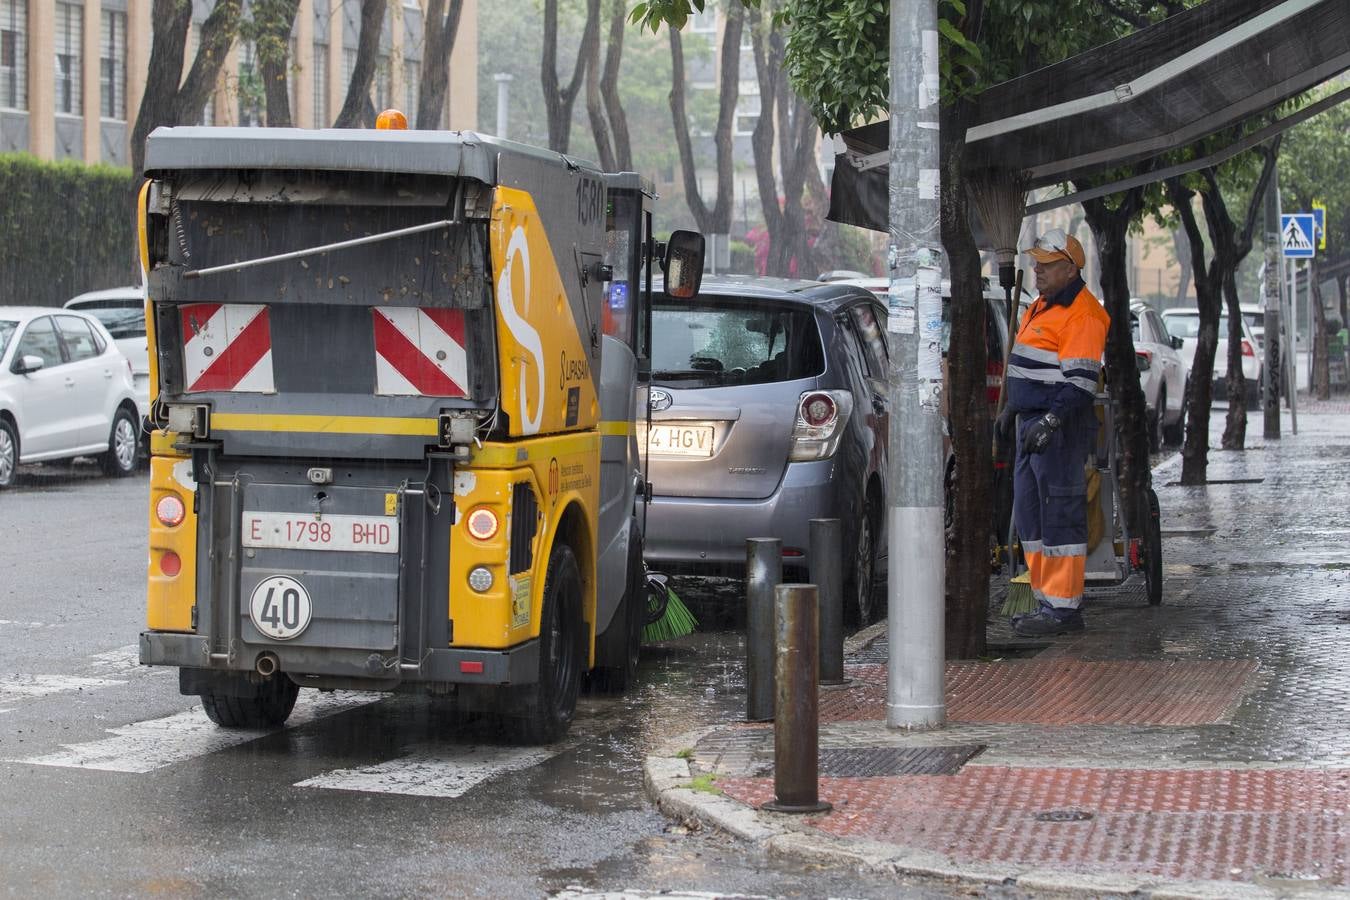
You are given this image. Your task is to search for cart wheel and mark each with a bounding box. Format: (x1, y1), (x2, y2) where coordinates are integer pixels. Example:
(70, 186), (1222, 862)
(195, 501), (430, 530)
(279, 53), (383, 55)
(1144, 487), (1163, 605)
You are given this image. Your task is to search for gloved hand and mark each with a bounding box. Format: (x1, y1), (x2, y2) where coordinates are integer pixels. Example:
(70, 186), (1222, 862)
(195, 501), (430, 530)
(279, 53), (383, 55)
(1022, 411), (1061, 455)
(994, 406), (1016, 442)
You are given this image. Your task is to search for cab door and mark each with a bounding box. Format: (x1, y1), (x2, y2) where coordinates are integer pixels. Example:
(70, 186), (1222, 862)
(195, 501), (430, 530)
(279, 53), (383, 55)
(10, 316), (75, 457)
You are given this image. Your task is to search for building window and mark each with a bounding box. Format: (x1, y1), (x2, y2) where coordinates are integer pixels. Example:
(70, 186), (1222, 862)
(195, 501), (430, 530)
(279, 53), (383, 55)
(734, 88), (759, 135)
(688, 1), (716, 34)
(403, 59), (418, 119)
(313, 42), (329, 126)
(100, 9), (127, 119)
(55, 1), (82, 115)
(1, 0), (27, 111)
(237, 40), (263, 126)
(373, 53), (390, 110)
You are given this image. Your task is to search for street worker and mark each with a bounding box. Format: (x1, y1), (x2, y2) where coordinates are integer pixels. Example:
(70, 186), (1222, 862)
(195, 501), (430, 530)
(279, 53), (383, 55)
(996, 229), (1110, 636)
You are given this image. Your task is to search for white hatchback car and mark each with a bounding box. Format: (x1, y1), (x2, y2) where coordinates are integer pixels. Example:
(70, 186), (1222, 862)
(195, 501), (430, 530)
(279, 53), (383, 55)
(0, 307), (142, 488)
(1161, 308), (1264, 409)
(1130, 301), (1188, 449)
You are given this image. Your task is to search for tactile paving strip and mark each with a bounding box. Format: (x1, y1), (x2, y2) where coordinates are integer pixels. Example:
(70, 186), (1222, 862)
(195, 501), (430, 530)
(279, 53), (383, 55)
(817, 659), (1258, 726)
(718, 766), (1350, 885)
(818, 745), (983, 777)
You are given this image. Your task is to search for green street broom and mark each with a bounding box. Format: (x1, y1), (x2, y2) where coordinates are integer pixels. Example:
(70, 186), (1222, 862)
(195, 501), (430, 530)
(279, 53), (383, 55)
(642, 571), (698, 642)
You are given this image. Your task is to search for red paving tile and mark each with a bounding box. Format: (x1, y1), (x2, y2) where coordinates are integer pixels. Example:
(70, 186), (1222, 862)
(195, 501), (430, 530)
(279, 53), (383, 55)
(820, 659), (1258, 726)
(717, 767), (1350, 885)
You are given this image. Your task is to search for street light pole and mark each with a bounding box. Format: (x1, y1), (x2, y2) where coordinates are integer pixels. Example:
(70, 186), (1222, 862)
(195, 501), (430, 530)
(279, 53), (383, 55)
(886, 0), (945, 730)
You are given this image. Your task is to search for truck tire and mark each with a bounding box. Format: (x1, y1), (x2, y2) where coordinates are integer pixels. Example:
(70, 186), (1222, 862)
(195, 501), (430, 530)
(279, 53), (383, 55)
(592, 526), (643, 694)
(201, 673), (299, 728)
(507, 542), (583, 744)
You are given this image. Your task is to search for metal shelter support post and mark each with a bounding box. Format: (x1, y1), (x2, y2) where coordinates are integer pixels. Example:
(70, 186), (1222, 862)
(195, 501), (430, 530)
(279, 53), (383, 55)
(1262, 169), (1282, 440)
(885, 0), (946, 730)
(745, 538), (781, 722)
(809, 519), (846, 686)
(1288, 256), (1299, 433)
(761, 584), (831, 814)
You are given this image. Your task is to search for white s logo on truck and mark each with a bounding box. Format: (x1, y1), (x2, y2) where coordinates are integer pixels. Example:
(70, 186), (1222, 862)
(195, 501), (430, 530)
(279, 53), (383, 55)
(497, 226), (546, 435)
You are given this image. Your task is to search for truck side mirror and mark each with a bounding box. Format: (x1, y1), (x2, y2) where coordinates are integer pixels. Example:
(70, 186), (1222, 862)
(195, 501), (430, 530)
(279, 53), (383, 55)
(662, 230), (705, 300)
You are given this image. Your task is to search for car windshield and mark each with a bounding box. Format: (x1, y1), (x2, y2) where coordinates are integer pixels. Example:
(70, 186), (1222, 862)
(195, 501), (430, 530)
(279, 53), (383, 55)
(78, 305), (146, 339)
(651, 297), (824, 387)
(1163, 314), (1234, 339)
(0, 319), (16, 357)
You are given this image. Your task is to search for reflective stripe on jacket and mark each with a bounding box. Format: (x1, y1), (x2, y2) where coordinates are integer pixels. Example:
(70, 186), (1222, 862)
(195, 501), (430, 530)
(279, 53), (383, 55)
(1006, 284), (1110, 419)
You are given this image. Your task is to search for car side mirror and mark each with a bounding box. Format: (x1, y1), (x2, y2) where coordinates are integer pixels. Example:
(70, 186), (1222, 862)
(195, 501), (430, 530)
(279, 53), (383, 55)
(1172, 336), (1184, 350)
(662, 230), (705, 300)
(12, 354), (44, 375)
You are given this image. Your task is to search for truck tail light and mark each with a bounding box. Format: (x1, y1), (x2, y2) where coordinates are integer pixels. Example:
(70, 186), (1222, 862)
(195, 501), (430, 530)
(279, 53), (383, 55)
(155, 494), (186, 527)
(466, 507), (499, 540)
(160, 551), (182, 577)
(789, 390), (853, 461)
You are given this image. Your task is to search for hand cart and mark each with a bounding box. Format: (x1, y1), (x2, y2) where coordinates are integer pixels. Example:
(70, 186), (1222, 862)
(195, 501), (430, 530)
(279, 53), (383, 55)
(1084, 392), (1163, 604)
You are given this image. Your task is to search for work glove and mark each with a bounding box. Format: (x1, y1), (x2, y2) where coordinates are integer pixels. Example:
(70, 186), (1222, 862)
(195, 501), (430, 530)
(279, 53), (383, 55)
(1022, 411), (1061, 455)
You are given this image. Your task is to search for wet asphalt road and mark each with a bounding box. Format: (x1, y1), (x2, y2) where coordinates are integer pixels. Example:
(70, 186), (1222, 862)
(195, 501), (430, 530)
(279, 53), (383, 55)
(0, 461), (1023, 899)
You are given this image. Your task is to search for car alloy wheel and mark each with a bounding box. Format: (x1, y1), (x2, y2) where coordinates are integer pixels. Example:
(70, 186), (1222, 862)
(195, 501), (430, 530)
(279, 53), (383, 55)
(101, 408), (139, 477)
(0, 420), (17, 488)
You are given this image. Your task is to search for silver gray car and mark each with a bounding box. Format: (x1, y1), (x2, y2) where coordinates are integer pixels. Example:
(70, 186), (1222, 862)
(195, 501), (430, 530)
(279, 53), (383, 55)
(642, 277), (889, 625)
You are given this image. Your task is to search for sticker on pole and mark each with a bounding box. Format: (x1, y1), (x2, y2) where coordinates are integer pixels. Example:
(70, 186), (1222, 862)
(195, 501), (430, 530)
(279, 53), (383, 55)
(1281, 214), (1315, 259)
(249, 575), (313, 641)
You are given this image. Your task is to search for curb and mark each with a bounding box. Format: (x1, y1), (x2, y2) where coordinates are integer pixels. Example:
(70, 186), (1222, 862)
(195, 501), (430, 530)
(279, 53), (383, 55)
(643, 728), (1329, 900)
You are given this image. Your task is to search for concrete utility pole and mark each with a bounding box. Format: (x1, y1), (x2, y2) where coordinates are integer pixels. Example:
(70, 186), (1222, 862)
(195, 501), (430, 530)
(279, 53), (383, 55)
(494, 73), (513, 139)
(1262, 167), (1282, 440)
(885, 0), (945, 730)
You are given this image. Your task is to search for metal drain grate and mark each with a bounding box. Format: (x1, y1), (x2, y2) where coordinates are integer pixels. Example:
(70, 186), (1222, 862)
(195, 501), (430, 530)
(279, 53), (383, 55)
(1166, 477), (1265, 486)
(818, 745), (984, 777)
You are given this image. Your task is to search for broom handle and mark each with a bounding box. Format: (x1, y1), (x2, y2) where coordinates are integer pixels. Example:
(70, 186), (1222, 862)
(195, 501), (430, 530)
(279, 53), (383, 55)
(994, 267), (1023, 422)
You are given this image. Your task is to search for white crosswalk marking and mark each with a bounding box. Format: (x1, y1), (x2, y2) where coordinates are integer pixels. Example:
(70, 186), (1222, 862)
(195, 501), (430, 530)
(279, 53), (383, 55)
(296, 742), (563, 798)
(0, 674), (127, 705)
(14, 690), (378, 773)
(551, 890), (775, 900)
(82, 644), (149, 677)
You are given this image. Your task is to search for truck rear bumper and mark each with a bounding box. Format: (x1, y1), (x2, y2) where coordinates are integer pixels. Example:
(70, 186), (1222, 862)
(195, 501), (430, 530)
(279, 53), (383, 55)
(140, 631), (540, 687)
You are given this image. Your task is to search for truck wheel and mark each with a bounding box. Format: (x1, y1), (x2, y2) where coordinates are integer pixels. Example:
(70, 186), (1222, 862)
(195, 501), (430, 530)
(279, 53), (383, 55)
(593, 527), (643, 694)
(100, 407), (139, 478)
(201, 673), (299, 728)
(507, 542), (583, 744)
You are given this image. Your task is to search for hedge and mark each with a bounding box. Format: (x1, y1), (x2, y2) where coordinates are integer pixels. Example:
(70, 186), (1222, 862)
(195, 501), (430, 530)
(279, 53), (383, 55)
(0, 153), (138, 309)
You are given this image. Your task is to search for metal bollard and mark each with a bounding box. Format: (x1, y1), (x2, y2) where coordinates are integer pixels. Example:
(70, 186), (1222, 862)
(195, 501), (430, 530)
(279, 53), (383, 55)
(761, 583), (832, 814)
(809, 518), (846, 685)
(745, 538), (781, 722)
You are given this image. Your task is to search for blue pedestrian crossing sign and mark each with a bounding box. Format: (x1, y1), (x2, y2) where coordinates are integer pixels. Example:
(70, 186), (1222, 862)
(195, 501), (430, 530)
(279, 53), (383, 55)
(1281, 214), (1316, 259)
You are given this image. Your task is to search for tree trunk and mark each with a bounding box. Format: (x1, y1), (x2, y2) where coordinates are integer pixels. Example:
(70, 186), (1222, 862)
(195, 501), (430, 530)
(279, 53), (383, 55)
(1172, 226), (1191, 308)
(1081, 187), (1152, 531)
(583, 0), (614, 170)
(942, 105), (988, 661)
(667, 6), (741, 234)
(585, 0), (630, 171)
(542, 0), (598, 153)
(416, 0), (461, 130)
(173, 0), (243, 124)
(1312, 259), (1331, 400)
(1167, 178), (1221, 486)
(255, 0), (302, 127)
(1220, 265), (1248, 448)
(130, 0), (194, 177)
(334, 0), (386, 128)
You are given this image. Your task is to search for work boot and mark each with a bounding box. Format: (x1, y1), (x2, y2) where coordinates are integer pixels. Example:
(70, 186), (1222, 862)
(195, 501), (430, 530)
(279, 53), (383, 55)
(1012, 606), (1085, 637)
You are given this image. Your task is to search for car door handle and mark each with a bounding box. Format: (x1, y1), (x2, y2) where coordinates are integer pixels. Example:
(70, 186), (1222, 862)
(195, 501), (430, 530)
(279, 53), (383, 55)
(64, 378), (76, 388)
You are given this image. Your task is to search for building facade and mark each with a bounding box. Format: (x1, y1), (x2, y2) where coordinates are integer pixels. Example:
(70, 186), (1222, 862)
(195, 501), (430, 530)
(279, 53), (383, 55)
(0, 0), (477, 168)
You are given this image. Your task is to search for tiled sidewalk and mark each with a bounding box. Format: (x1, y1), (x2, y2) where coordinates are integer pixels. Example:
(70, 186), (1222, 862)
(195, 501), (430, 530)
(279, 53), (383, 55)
(647, 410), (1350, 895)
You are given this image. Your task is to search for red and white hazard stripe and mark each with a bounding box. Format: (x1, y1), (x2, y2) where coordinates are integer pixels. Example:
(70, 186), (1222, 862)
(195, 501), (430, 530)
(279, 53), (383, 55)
(372, 307), (468, 397)
(180, 303), (275, 393)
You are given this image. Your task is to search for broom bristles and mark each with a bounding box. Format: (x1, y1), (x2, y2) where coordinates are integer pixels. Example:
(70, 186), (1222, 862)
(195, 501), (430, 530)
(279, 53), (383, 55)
(1000, 572), (1039, 618)
(642, 586), (698, 643)
(969, 169), (1029, 264)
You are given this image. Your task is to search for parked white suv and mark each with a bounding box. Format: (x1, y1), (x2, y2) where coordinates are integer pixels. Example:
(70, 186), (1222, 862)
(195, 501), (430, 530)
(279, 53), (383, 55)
(1130, 301), (1188, 449)
(0, 307), (141, 487)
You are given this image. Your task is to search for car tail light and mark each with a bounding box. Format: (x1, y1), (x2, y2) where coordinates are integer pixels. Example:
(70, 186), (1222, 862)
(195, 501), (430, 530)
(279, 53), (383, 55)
(1135, 349), (1152, 372)
(1241, 339), (1255, 358)
(155, 494), (186, 527)
(986, 360), (1004, 405)
(789, 390), (853, 461)
(160, 551), (182, 577)
(466, 507), (499, 540)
